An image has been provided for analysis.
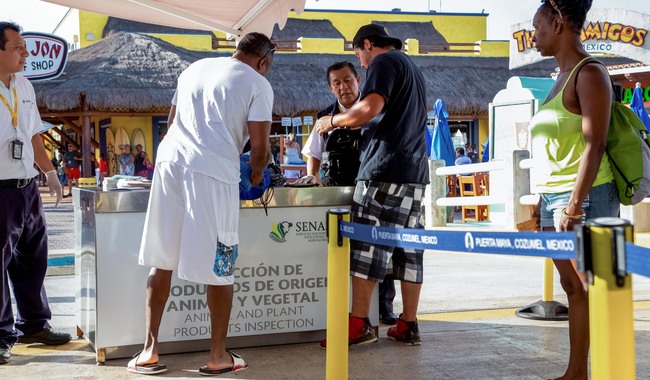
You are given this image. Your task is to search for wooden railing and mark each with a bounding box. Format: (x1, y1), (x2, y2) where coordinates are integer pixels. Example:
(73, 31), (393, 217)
(419, 42), (480, 54)
(213, 37), (236, 50)
(272, 39), (300, 52)
(214, 38), (481, 54)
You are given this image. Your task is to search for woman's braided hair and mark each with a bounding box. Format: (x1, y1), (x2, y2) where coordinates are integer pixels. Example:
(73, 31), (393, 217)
(540, 0), (593, 34)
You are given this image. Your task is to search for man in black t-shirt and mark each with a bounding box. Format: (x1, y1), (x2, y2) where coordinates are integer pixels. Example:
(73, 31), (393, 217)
(62, 143), (82, 197)
(315, 23), (429, 348)
(300, 61), (398, 325)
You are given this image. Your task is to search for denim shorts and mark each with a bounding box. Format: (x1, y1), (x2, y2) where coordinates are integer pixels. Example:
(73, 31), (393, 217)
(540, 182), (619, 231)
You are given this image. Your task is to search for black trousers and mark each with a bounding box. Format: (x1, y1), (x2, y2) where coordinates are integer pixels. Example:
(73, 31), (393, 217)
(0, 180), (52, 348)
(378, 274), (395, 315)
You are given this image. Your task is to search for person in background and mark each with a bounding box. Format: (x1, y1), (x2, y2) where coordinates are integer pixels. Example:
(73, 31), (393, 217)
(0, 21), (68, 366)
(315, 23), (429, 347)
(298, 60), (398, 325)
(118, 144), (135, 176)
(454, 147), (472, 166)
(133, 144), (150, 178)
(529, 1), (619, 379)
(62, 143), (82, 197)
(283, 132), (300, 155)
(127, 32), (274, 376)
(481, 141), (489, 162)
(57, 161), (67, 187)
(50, 153), (58, 169)
(468, 143), (479, 163)
(282, 132), (303, 178)
(97, 153), (108, 182)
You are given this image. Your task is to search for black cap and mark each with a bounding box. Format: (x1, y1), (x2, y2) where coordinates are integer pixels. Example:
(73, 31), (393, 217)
(352, 23), (402, 50)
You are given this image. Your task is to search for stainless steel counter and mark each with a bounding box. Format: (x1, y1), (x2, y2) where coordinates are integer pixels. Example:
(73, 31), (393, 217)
(74, 186), (354, 213)
(73, 186), (373, 363)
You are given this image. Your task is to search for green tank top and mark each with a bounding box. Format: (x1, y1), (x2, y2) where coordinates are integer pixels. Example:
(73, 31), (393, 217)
(529, 56), (613, 193)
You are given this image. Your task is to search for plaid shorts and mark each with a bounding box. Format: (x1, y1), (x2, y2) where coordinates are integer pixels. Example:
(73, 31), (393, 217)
(350, 181), (425, 283)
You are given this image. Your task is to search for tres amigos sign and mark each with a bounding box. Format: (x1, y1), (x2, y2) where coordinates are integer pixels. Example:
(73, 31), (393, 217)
(509, 8), (650, 69)
(21, 32), (68, 81)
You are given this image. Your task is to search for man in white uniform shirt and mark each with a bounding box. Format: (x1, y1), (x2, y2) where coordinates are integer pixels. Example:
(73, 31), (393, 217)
(0, 21), (67, 365)
(127, 32), (274, 376)
(299, 61), (361, 185)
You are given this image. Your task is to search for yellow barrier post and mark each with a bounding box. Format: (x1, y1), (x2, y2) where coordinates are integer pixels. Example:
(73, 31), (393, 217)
(542, 258), (555, 302)
(577, 217), (635, 380)
(515, 259), (569, 320)
(326, 209), (350, 380)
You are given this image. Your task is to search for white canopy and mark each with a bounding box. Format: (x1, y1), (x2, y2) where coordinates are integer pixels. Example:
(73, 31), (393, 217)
(42, 0), (305, 37)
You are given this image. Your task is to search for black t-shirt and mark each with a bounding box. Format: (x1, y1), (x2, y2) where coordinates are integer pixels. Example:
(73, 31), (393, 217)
(63, 150), (82, 169)
(134, 152), (146, 172)
(358, 50), (429, 184)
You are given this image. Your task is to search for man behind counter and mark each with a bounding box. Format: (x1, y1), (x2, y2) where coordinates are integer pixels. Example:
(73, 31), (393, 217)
(298, 61), (361, 186)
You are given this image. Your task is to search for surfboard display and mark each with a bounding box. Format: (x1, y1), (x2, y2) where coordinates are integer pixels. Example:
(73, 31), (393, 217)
(105, 129), (116, 177)
(132, 128), (146, 153)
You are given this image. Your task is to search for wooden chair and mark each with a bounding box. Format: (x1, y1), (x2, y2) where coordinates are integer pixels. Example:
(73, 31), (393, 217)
(474, 172), (489, 196)
(446, 175), (458, 198)
(458, 174), (489, 222)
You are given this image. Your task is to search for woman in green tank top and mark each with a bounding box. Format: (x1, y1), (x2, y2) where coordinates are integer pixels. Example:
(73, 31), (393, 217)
(529, 1), (619, 379)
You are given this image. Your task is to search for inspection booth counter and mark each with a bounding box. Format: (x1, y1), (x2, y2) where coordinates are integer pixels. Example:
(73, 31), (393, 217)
(73, 186), (378, 363)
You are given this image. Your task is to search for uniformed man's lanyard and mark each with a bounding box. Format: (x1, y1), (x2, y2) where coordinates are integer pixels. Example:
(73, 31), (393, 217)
(2, 86), (24, 160)
(0, 87), (18, 128)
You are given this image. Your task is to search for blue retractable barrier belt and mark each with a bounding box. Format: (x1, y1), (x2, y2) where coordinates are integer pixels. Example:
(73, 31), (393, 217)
(626, 242), (650, 278)
(48, 256), (74, 267)
(339, 221), (576, 260)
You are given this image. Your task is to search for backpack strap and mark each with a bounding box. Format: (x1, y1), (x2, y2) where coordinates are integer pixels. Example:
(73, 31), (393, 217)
(573, 58), (618, 103)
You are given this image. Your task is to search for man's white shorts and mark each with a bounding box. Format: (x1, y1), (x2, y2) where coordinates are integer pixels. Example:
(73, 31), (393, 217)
(139, 161), (239, 285)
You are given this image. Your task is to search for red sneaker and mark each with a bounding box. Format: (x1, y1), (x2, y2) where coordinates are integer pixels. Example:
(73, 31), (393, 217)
(387, 314), (421, 346)
(320, 315), (378, 349)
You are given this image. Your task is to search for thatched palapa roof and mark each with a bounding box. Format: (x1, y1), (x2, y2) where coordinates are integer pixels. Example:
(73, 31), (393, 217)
(271, 19), (344, 40)
(103, 16), (216, 38)
(35, 32), (206, 113)
(375, 21), (448, 47)
(33, 32), (634, 117)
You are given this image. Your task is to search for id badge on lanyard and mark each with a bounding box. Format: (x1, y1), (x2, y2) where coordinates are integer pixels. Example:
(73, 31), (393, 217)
(1, 86), (22, 160)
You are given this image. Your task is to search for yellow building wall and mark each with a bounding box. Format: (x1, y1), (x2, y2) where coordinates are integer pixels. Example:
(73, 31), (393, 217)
(292, 10), (487, 44)
(477, 117), (489, 157)
(432, 16), (486, 44)
(405, 38), (420, 55)
(78, 9), (492, 55)
(79, 11), (108, 48)
(477, 40), (509, 57)
(79, 12), (215, 51)
(299, 37), (345, 53)
(89, 116), (155, 160)
(149, 33), (214, 51)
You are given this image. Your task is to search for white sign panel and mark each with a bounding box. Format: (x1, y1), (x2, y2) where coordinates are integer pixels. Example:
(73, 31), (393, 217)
(291, 116), (302, 127)
(510, 8), (650, 69)
(490, 101), (535, 161)
(281, 117), (291, 127)
(22, 32), (68, 81)
(159, 206), (330, 341)
(303, 116), (313, 125)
